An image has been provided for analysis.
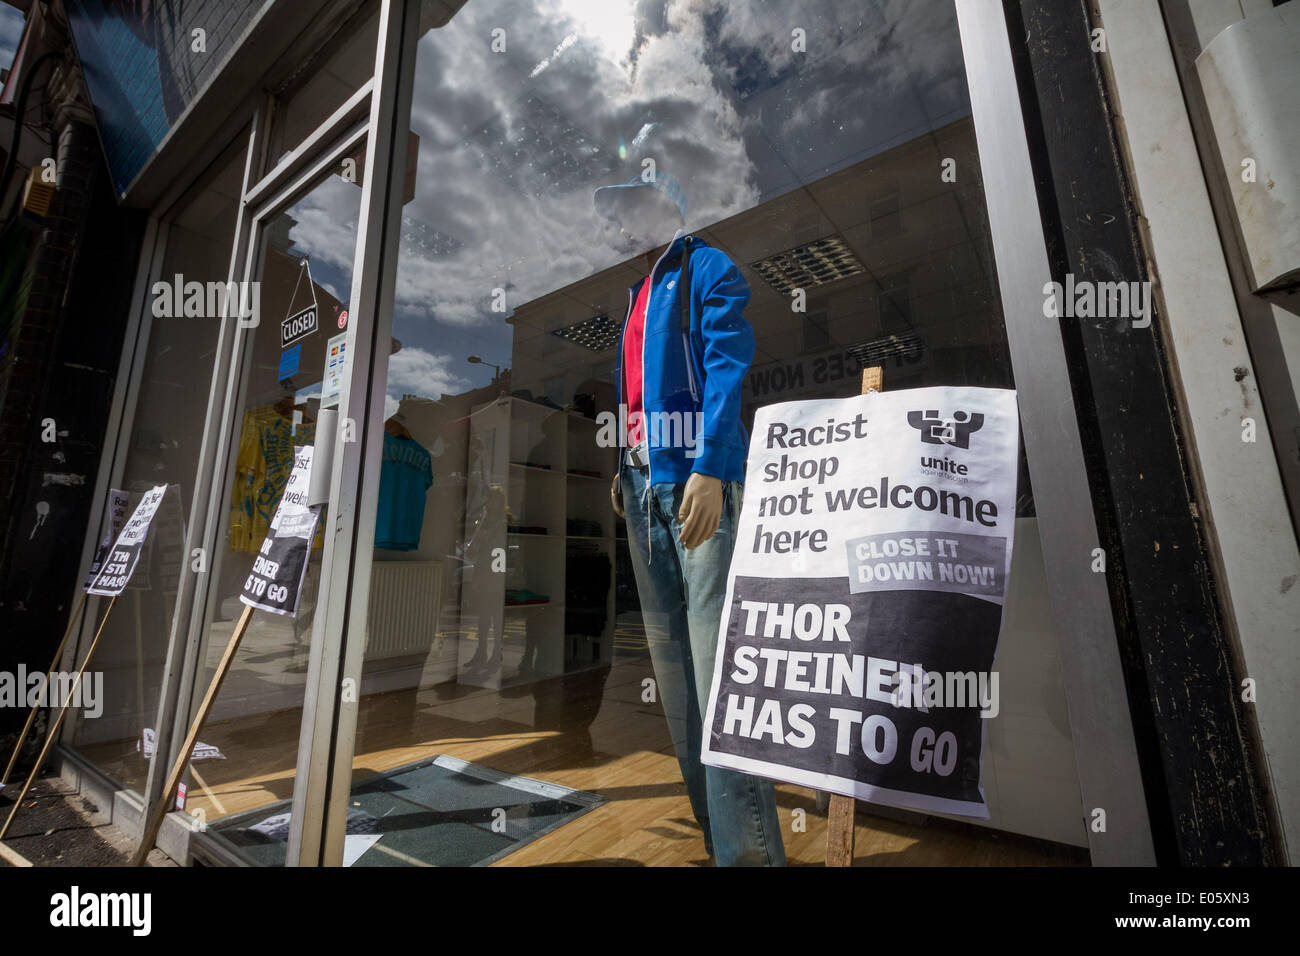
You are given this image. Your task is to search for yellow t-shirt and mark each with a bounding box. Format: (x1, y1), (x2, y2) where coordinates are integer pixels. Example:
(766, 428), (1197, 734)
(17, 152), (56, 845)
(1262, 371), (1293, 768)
(230, 406), (321, 553)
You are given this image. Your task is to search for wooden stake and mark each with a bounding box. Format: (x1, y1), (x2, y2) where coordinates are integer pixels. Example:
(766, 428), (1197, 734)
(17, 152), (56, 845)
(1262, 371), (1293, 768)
(825, 364), (885, 867)
(131, 603), (254, 866)
(1, 592), (88, 787)
(1, 595), (118, 841)
(0, 840), (32, 867)
(826, 792), (858, 867)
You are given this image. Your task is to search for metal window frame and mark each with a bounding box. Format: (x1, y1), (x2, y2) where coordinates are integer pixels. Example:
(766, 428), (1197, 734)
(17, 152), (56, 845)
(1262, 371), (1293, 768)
(286, 0), (416, 868)
(244, 81), (375, 212)
(954, 0), (1155, 863)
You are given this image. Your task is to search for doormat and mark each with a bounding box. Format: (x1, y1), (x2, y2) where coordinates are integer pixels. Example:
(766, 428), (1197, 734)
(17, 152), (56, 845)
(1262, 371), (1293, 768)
(209, 754), (602, 866)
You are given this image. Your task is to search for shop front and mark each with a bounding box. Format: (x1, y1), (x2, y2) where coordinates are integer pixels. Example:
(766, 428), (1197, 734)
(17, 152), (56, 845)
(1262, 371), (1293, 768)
(57, 0), (1165, 867)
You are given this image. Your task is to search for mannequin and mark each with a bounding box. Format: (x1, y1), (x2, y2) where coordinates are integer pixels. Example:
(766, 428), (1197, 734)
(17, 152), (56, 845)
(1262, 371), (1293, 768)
(595, 173), (786, 867)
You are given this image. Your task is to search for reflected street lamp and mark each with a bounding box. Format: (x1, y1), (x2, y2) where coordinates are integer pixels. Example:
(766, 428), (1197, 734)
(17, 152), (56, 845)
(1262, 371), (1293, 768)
(468, 355), (505, 397)
(467, 355), (501, 379)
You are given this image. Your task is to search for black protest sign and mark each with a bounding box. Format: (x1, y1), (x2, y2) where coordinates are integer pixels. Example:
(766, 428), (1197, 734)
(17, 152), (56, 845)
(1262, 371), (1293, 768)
(701, 387), (1019, 818)
(239, 447), (318, 617)
(709, 575), (1002, 813)
(86, 485), (169, 596)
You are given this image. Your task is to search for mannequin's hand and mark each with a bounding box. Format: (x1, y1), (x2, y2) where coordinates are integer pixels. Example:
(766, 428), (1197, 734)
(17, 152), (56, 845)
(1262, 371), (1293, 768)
(611, 472), (624, 518)
(678, 473), (723, 549)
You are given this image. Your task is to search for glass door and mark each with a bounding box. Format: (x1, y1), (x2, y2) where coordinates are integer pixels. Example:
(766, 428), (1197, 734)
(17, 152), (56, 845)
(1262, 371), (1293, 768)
(178, 136), (369, 864)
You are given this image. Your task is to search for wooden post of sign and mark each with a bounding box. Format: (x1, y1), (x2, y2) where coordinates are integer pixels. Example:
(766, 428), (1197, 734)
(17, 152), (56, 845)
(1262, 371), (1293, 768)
(0, 595), (118, 841)
(131, 604), (254, 866)
(1, 592), (88, 788)
(824, 365), (885, 868)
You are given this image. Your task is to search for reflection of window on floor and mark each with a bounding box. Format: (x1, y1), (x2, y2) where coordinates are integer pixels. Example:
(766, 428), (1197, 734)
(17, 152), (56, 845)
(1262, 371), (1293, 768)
(868, 187), (902, 241)
(802, 308), (830, 353)
(877, 274), (912, 335)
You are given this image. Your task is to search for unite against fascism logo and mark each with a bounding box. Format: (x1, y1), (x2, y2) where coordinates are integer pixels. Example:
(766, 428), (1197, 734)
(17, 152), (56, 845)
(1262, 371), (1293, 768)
(906, 409), (985, 449)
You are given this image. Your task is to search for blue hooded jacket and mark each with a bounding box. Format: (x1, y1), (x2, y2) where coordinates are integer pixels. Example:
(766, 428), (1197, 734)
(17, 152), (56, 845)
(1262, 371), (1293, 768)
(614, 234), (755, 486)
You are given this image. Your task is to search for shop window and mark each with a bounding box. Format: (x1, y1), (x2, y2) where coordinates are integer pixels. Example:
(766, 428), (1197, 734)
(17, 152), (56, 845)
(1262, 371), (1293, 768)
(64, 136), (251, 797)
(197, 0), (1080, 868)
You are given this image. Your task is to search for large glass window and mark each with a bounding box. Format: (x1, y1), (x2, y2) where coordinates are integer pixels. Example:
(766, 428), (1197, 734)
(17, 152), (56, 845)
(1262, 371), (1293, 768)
(312, 0), (1086, 868)
(125, 0), (1090, 868)
(65, 137), (249, 795)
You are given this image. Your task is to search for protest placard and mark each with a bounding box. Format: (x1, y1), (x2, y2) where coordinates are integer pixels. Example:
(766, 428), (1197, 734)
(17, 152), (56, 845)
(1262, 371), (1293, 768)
(86, 485), (168, 596)
(701, 386), (1019, 818)
(239, 446), (318, 616)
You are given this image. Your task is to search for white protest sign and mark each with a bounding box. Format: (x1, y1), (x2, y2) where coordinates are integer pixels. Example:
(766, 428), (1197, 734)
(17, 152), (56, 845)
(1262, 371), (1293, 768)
(239, 446), (319, 617)
(127, 483), (186, 592)
(86, 485), (168, 596)
(700, 386), (1019, 819)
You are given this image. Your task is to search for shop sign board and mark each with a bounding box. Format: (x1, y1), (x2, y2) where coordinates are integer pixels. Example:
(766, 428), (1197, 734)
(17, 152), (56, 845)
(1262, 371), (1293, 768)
(701, 387), (1020, 818)
(86, 485), (169, 596)
(240, 447), (319, 617)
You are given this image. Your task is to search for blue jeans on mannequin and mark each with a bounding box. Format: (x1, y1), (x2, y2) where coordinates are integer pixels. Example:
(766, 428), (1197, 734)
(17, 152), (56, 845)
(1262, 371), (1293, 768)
(620, 460), (786, 867)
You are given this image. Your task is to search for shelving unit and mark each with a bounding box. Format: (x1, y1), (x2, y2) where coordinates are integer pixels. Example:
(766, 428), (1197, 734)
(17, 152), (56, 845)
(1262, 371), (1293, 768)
(462, 396), (616, 689)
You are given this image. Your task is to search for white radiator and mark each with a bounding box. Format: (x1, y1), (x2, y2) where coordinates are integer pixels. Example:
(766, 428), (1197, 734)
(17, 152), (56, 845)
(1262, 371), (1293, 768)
(365, 560), (443, 661)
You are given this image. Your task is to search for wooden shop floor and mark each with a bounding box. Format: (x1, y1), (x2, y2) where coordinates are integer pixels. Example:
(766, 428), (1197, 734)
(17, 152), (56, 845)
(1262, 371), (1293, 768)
(73, 655), (1088, 867)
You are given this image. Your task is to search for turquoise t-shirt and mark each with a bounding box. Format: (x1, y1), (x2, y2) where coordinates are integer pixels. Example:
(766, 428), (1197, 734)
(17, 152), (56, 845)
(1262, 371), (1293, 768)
(375, 432), (433, 550)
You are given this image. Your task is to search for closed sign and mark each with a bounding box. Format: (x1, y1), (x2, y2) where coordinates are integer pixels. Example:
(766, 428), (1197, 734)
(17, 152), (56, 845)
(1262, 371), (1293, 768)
(281, 306), (318, 348)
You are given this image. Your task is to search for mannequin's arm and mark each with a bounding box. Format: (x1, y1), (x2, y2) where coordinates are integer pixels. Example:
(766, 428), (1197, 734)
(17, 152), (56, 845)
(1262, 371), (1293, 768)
(690, 250), (755, 480)
(679, 249), (753, 547)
